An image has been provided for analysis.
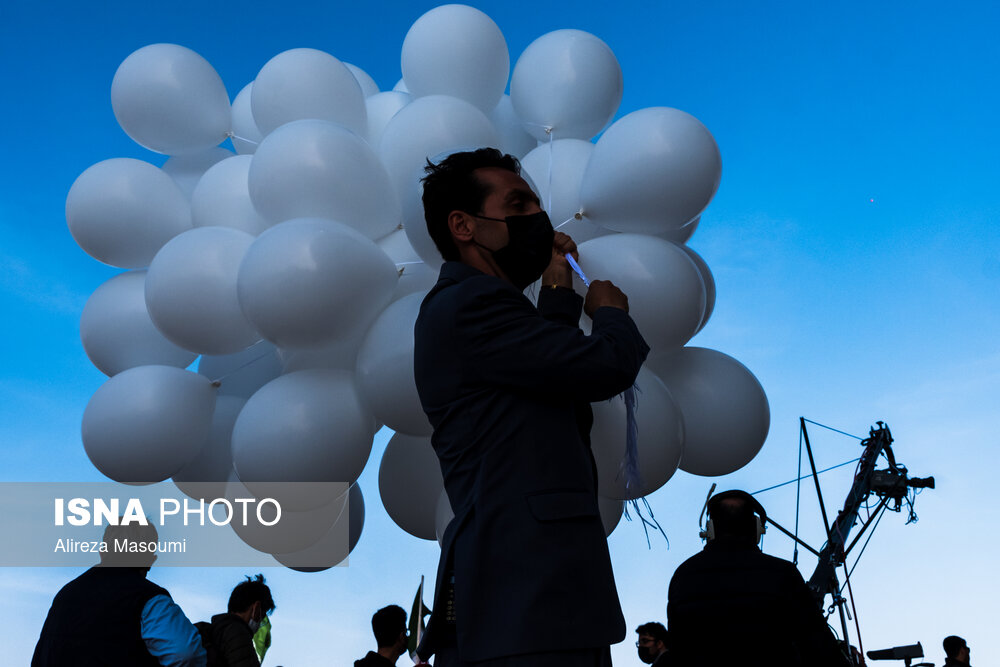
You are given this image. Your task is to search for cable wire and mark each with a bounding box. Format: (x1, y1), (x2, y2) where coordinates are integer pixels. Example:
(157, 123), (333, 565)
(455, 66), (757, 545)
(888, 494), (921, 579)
(801, 418), (864, 441)
(751, 458), (861, 495)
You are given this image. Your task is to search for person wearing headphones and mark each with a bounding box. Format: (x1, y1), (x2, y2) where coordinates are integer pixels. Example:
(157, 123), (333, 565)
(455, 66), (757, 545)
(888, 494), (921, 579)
(666, 490), (848, 667)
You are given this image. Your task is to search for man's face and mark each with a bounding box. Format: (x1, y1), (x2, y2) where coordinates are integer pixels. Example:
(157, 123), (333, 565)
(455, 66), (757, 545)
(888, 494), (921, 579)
(636, 635), (663, 663)
(467, 167), (542, 251)
(958, 644), (970, 663)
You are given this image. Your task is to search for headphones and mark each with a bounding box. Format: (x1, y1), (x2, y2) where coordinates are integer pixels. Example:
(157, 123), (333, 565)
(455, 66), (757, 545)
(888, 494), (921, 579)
(699, 489), (767, 544)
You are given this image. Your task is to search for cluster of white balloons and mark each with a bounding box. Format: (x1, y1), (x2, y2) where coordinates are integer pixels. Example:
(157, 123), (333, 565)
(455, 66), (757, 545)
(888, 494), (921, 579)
(70, 4), (769, 565)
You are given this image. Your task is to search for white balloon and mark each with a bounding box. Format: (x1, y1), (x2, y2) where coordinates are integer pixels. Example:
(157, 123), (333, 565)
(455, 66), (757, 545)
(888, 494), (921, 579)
(345, 62), (379, 98)
(576, 234), (706, 351)
(590, 367), (684, 500)
(275, 483), (365, 571)
(521, 139), (595, 230)
(237, 218), (398, 348)
(191, 155), (269, 235)
(66, 158), (191, 269)
(198, 341), (282, 398)
(679, 245), (716, 334)
(598, 496), (624, 536)
(379, 433), (443, 540)
(277, 325), (368, 373)
(173, 395), (245, 501)
(646, 347), (769, 477)
(658, 216), (700, 245)
(111, 44), (231, 155)
(377, 229), (438, 301)
(356, 292), (432, 436)
(378, 95), (499, 267)
(510, 30), (622, 141)
(365, 91), (411, 148)
(81, 270), (197, 376)
(227, 475), (346, 554)
(248, 119), (401, 239)
(230, 83), (263, 155)
(581, 107), (722, 233)
(251, 48), (367, 137)
(434, 489), (454, 545)
(82, 365), (216, 484)
(161, 146), (234, 198)
(146, 226), (260, 355)
(490, 94), (540, 159)
(231, 369), (376, 509)
(401, 5), (509, 113)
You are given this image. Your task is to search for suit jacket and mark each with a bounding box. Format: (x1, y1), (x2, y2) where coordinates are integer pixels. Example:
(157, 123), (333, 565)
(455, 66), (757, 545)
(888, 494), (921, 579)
(413, 262), (649, 661)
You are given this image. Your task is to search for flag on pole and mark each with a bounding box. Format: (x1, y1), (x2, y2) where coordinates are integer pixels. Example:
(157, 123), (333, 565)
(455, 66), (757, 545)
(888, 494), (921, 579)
(408, 575), (432, 660)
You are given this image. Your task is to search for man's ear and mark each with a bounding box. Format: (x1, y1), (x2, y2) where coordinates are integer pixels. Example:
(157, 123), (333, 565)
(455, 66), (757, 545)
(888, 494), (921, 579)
(448, 210), (474, 243)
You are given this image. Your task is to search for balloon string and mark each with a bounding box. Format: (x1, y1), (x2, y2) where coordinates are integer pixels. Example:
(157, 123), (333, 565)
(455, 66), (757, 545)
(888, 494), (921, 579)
(624, 497), (669, 549)
(209, 341), (274, 384)
(227, 131), (259, 146)
(566, 252), (647, 535)
(553, 215), (577, 231)
(621, 385), (643, 495)
(545, 128), (555, 215)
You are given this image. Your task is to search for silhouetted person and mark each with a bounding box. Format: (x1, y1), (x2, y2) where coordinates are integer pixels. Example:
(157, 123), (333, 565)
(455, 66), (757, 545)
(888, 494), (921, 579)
(635, 622), (669, 665)
(667, 490), (848, 667)
(356, 605), (409, 667)
(413, 148), (647, 666)
(943, 635), (970, 666)
(202, 574), (274, 667)
(32, 521), (206, 666)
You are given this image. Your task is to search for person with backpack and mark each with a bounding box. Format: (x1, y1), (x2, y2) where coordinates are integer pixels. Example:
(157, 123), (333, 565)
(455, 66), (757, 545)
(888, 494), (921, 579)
(198, 574), (274, 667)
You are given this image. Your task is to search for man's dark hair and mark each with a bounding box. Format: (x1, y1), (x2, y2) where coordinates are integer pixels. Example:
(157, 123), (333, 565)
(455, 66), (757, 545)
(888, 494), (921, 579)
(943, 635), (967, 659)
(635, 621), (669, 644)
(709, 491), (764, 543)
(420, 148), (521, 262)
(228, 574), (275, 614)
(372, 604), (407, 648)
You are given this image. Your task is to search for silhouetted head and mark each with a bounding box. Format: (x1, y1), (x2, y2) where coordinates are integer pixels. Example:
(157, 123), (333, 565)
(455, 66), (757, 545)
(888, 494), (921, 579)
(99, 518), (158, 569)
(635, 622), (669, 663)
(228, 573), (275, 631)
(421, 148), (522, 262)
(372, 604), (408, 656)
(707, 490), (767, 545)
(943, 635), (969, 663)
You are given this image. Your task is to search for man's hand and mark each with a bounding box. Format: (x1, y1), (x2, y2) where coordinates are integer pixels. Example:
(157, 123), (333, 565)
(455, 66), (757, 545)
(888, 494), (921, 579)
(584, 280), (629, 317)
(540, 232), (577, 288)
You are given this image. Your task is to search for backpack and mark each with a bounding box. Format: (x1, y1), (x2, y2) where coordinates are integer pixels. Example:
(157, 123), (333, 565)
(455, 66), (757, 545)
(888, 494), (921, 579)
(195, 620), (225, 667)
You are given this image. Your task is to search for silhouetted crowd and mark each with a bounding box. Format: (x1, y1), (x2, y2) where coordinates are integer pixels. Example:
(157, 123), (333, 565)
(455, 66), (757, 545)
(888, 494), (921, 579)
(30, 495), (971, 667)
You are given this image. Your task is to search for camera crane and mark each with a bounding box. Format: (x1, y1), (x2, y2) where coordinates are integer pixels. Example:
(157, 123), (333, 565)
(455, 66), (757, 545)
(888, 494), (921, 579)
(763, 419), (934, 664)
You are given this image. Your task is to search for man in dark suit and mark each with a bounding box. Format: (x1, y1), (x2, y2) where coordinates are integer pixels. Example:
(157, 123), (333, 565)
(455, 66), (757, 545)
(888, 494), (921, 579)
(667, 490), (849, 667)
(413, 148), (649, 666)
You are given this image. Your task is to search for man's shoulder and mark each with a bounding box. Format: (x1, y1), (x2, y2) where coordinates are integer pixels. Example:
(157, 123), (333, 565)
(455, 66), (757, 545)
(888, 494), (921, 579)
(210, 612), (250, 631)
(419, 265), (530, 326)
(354, 651), (394, 667)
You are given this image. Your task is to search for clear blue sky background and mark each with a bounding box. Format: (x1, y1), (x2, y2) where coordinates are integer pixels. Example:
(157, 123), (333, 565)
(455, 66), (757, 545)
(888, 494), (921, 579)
(2, 1), (998, 665)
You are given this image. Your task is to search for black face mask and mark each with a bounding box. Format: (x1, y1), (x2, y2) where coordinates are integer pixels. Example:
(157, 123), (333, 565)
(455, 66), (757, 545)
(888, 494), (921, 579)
(637, 647), (657, 664)
(472, 210), (554, 290)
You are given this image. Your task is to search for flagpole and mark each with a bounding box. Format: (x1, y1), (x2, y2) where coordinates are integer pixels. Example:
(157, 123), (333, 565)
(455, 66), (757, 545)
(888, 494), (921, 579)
(417, 575), (424, 647)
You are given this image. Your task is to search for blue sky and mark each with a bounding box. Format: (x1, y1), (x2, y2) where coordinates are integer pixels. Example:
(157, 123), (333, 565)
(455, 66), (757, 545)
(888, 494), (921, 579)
(2, 1), (999, 665)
